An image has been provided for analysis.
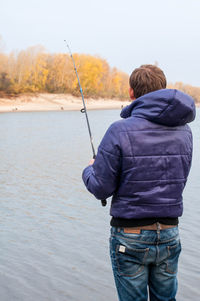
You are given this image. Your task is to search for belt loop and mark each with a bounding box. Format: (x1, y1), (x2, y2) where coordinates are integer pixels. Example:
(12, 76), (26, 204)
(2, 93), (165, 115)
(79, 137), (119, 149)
(156, 222), (161, 241)
(156, 222), (161, 231)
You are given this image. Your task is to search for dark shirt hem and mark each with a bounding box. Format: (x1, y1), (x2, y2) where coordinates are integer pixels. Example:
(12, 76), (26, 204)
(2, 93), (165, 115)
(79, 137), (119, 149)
(110, 217), (179, 227)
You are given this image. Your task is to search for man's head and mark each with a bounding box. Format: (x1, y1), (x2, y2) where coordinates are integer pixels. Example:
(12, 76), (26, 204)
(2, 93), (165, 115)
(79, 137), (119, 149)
(129, 64), (167, 100)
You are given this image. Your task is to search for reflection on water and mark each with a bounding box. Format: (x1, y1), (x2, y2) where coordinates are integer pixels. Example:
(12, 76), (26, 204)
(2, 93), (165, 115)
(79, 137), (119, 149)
(0, 109), (199, 301)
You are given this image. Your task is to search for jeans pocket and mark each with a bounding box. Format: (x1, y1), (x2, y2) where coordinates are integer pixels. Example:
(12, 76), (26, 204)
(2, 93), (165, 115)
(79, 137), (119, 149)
(116, 244), (149, 277)
(166, 241), (182, 274)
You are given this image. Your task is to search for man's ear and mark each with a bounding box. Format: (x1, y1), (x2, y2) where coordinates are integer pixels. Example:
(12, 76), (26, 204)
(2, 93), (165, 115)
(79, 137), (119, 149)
(129, 87), (136, 100)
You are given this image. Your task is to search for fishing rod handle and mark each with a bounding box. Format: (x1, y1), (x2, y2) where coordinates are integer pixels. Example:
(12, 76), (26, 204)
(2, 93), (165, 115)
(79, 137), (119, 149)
(93, 155), (107, 207)
(101, 199), (107, 207)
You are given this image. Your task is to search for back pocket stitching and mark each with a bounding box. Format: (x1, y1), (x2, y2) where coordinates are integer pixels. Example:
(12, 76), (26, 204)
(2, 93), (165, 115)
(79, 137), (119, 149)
(116, 245), (149, 277)
(166, 242), (181, 274)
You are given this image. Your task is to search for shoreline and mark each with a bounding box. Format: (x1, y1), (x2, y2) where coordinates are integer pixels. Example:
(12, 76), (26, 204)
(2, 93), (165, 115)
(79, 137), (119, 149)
(0, 93), (131, 113)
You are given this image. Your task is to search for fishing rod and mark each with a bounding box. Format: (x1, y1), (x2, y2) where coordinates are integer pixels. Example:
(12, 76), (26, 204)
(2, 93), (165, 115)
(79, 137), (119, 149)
(64, 41), (107, 207)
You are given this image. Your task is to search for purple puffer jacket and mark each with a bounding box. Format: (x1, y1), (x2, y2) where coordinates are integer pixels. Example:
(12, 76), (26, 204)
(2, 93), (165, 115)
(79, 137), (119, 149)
(82, 89), (196, 219)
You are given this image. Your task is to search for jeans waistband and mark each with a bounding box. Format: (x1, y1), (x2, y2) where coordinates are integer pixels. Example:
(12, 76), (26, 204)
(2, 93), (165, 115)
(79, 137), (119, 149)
(122, 222), (177, 233)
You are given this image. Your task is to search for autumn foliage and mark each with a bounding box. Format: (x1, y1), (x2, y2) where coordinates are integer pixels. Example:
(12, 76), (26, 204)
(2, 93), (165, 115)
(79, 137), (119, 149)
(0, 45), (199, 104)
(0, 45), (129, 99)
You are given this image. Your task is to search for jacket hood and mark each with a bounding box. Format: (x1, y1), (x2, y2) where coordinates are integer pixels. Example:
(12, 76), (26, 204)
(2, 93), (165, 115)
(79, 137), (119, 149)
(120, 89), (196, 126)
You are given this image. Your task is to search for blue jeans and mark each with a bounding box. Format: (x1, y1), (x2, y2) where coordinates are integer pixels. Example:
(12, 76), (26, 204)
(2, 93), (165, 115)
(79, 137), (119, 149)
(110, 226), (181, 301)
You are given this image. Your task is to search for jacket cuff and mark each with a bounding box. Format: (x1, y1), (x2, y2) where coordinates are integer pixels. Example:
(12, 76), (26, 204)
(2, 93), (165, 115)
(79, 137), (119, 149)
(82, 165), (93, 187)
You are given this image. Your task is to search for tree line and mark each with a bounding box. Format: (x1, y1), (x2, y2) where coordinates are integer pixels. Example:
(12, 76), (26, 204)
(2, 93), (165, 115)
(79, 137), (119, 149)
(0, 45), (199, 103)
(0, 45), (129, 99)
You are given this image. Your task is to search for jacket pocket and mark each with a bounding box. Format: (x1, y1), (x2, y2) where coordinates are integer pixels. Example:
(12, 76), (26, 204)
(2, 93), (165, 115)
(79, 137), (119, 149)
(166, 241), (182, 274)
(116, 244), (149, 277)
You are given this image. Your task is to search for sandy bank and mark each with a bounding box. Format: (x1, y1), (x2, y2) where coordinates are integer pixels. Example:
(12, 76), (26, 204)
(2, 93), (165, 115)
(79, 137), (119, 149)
(0, 93), (131, 113)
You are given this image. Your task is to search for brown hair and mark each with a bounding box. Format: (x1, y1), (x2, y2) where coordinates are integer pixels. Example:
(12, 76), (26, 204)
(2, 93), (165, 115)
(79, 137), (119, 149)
(129, 64), (167, 99)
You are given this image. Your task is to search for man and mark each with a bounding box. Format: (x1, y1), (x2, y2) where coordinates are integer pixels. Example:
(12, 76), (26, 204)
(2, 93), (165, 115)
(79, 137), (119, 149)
(82, 65), (196, 301)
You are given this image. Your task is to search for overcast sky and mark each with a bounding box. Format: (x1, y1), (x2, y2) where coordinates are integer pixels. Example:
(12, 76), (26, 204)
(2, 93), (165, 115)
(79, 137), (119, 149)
(1, 0), (200, 86)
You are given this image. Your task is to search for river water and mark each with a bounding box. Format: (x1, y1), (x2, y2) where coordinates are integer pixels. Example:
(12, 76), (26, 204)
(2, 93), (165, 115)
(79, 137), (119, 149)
(0, 108), (199, 301)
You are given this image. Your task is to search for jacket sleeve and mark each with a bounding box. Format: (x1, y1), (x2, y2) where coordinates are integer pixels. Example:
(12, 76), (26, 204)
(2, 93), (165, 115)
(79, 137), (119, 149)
(82, 123), (121, 200)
